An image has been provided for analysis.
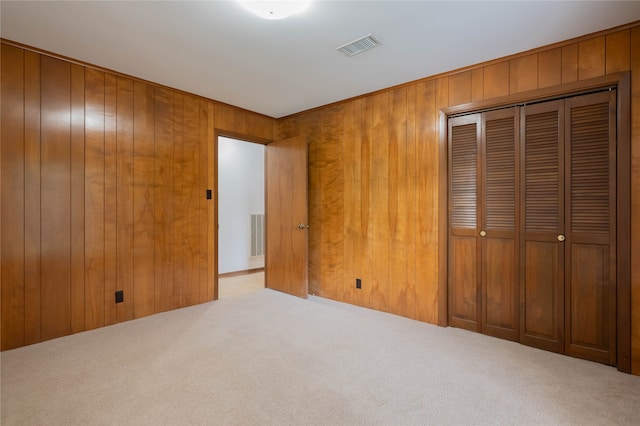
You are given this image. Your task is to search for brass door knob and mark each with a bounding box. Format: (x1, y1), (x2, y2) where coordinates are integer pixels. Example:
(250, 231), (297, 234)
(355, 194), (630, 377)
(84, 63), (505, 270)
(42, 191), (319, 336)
(480, 231), (487, 237)
(557, 234), (566, 242)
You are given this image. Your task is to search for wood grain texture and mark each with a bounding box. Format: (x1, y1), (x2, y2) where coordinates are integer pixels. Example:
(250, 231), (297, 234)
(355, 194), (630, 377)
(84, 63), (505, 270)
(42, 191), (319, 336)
(198, 100), (209, 303)
(70, 64), (85, 334)
(510, 54), (538, 94)
(84, 68), (106, 331)
(415, 80), (438, 323)
(133, 81), (156, 318)
(538, 48), (562, 89)
(104, 73), (117, 326)
(116, 77), (135, 322)
(24, 50), (41, 344)
(40, 56), (72, 341)
(471, 68), (484, 102)
(631, 26), (640, 375)
(1, 44), (25, 350)
(154, 88), (175, 313)
(207, 102), (216, 301)
(342, 100), (357, 305)
(483, 62), (510, 100)
(578, 36), (605, 80)
(370, 92), (390, 311)
(0, 42), (275, 351)
(606, 30), (631, 74)
(448, 71), (471, 107)
(562, 43), (579, 84)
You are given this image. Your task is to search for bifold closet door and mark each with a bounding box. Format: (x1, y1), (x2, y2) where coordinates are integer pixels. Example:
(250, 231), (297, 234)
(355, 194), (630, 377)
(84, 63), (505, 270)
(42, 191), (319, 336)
(564, 90), (616, 365)
(481, 109), (519, 341)
(521, 91), (616, 364)
(448, 114), (481, 332)
(520, 100), (565, 353)
(448, 110), (519, 339)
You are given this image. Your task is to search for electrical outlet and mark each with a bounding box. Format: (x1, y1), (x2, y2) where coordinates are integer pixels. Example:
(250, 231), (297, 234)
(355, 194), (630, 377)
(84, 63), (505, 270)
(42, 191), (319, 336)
(115, 290), (124, 304)
(356, 278), (362, 289)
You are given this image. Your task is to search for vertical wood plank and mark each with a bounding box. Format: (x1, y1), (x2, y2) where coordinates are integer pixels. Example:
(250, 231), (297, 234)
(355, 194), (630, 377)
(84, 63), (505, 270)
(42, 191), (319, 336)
(342, 100), (356, 304)
(133, 81), (156, 318)
(173, 93), (185, 307)
(182, 95), (200, 306)
(471, 68), (484, 102)
(578, 36), (605, 80)
(448, 71), (471, 106)
(483, 62), (510, 99)
(415, 80), (436, 323)
(360, 97), (374, 308)
(605, 30), (631, 74)
(320, 106), (344, 301)
(70, 63), (85, 334)
(630, 26), (640, 375)
(207, 102), (216, 301)
(154, 88), (175, 312)
(562, 43), (579, 84)
(1, 44), (25, 350)
(116, 77), (135, 322)
(104, 73), (117, 326)
(40, 56), (72, 341)
(198, 100), (209, 302)
(84, 68), (105, 331)
(306, 112), (322, 295)
(214, 103), (245, 133)
(370, 92), (389, 311)
(538, 48), (562, 88)
(405, 84), (418, 320)
(510, 54), (538, 94)
(24, 50), (41, 344)
(389, 87), (411, 317)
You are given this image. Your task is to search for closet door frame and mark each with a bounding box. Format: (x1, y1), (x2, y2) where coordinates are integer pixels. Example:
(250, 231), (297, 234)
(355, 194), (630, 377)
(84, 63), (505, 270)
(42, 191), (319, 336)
(439, 72), (631, 373)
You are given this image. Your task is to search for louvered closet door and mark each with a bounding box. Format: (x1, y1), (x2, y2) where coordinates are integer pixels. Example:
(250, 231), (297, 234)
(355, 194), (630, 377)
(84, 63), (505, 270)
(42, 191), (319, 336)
(481, 109), (519, 341)
(564, 90), (616, 365)
(448, 114), (481, 332)
(520, 100), (565, 354)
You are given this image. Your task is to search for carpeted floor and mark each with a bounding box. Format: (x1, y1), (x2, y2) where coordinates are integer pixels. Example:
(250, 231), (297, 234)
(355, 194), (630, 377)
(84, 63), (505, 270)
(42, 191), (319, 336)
(1, 289), (639, 425)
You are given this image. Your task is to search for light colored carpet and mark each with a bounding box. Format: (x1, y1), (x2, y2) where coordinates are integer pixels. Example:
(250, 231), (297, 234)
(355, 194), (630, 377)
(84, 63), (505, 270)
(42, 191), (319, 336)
(1, 289), (639, 425)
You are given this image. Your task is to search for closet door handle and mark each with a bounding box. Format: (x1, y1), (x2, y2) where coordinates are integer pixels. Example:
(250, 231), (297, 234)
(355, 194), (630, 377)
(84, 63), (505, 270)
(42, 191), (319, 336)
(479, 230), (486, 237)
(557, 234), (565, 242)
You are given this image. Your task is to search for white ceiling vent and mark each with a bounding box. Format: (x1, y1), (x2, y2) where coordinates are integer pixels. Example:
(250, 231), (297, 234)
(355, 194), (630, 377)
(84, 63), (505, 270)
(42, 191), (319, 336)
(336, 34), (381, 57)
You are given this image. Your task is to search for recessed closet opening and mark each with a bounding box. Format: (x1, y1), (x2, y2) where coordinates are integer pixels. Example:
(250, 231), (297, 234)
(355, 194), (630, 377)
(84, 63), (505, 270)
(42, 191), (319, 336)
(217, 136), (266, 298)
(440, 74), (631, 373)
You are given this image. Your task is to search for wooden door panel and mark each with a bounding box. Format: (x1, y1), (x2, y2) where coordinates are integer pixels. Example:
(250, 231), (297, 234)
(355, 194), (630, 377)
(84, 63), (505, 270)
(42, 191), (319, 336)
(520, 100), (564, 353)
(483, 238), (517, 340)
(522, 241), (563, 352)
(266, 136), (308, 298)
(565, 91), (616, 365)
(567, 243), (614, 364)
(482, 109), (518, 341)
(449, 236), (478, 331)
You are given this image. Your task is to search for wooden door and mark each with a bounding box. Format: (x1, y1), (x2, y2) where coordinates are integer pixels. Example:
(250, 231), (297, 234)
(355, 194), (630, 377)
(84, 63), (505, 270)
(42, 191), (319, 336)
(448, 114), (481, 332)
(520, 100), (565, 354)
(564, 90), (616, 365)
(265, 136), (309, 298)
(481, 109), (519, 341)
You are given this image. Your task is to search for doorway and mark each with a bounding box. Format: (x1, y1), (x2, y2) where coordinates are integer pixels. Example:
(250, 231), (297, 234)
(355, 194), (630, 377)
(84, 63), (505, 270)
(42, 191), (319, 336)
(217, 136), (266, 298)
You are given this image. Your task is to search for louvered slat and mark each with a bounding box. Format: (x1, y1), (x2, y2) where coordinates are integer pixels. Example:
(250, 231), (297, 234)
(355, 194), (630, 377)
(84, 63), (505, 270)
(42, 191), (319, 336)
(451, 123), (477, 228)
(570, 102), (610, 233)
(485, 117), (515, 230)
(525, 110), (559, 232)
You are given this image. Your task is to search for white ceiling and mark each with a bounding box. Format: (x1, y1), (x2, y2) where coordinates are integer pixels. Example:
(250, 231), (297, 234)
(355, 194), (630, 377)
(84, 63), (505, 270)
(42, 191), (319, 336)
(2, 1), (639, 118)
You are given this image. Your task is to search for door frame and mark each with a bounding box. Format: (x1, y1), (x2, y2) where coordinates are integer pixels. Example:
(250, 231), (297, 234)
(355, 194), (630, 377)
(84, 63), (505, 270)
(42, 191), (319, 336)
(438, 72), (631, 373)
(213, 130), (272, 300)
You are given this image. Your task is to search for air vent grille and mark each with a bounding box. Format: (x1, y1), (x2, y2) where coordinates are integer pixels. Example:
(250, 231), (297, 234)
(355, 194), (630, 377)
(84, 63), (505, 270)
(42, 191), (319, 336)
(337, 34), (381, 57)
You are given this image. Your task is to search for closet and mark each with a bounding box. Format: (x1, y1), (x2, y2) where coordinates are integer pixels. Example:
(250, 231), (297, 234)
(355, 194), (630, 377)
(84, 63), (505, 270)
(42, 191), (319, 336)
(448, 90), (617, 366)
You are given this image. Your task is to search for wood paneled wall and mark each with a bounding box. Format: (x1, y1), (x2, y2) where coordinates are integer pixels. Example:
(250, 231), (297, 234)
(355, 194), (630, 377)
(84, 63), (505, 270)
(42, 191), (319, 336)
(0, 42), (275, 350)
(277, 23), (640, 374)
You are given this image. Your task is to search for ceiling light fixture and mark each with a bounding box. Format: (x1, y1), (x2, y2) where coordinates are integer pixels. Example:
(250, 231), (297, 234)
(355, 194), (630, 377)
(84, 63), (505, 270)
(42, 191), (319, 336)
(236, 0), (312, 20)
